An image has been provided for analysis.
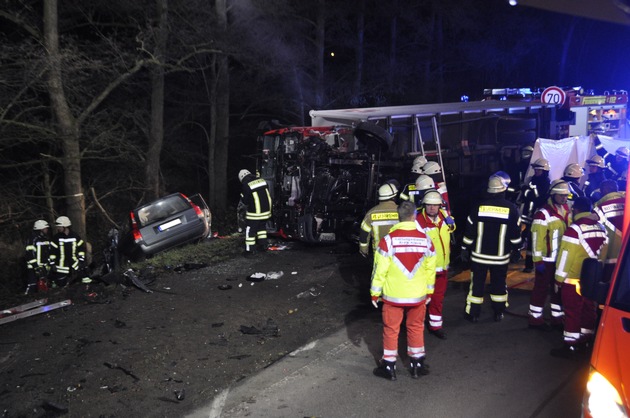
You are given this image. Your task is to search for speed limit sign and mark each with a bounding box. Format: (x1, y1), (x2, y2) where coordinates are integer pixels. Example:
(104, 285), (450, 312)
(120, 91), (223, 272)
(541, 86), (566, 105)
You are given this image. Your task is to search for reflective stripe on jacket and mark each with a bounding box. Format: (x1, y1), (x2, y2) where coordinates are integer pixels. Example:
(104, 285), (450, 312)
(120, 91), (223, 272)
(416, 209), (450, 272)
(359, 200), (398, 254)
(241, 176), (272, 220)
(594, 191), (625, 263)
(531, 199), (570, 263)
(370, 221), (436, 306)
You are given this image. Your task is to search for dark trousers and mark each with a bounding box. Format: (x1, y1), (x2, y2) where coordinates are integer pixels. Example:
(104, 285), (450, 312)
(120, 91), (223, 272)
(245, 218), (268, 251)
(466, 262), (509, 317)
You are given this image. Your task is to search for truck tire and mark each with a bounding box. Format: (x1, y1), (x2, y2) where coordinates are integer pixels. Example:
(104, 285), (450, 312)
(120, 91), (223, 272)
(354, 122), (392, 152)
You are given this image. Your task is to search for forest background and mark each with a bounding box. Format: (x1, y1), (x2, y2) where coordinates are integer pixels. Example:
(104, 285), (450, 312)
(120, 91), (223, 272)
(2, 0), (630, 290)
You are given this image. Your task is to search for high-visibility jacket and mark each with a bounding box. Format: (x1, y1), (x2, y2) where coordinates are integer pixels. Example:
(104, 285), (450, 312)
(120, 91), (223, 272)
(462, 195), (521, 265)
(359, 200), (398, 255)
(555, 213), (608, 284)
(25, 232), (52, 272)
(50, 230), (86, 275)
(519, 174), (550, 225)
(370, 221), (436, 306)
(399, 182), (419, 204)
(594, 191), (625, 263)
(531, 199), (570, 263)
(240, 174), (272, 221)
(416, 209), (450, 273)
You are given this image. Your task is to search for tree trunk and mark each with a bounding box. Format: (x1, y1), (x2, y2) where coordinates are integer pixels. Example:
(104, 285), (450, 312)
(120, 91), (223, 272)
(145, 0), (168, 200)
(43, 0), (86, 239)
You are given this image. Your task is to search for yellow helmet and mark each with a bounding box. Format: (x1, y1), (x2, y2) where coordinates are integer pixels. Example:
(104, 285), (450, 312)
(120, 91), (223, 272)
(531, 158), (550, 171)
(549, 179), (570, 195)
(422, 190), (443, 205)
(378, 183), (398, 201)
(487, 176), (507, 193)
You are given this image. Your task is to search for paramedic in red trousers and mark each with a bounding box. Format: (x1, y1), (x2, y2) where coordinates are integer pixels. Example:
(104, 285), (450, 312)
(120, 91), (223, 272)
(527, 179), (571, 331)
(359, 183), (399, 258)
(50, 216), (89, 286)
(461, 175), (522, 322)
(238, 169), (272, 256)
(416, 190), (453, 340)
(551, 197), (608, 359)
(371, 201), (436, 381)
(593, 180), (626, 281)
(24, 220), (53, 294)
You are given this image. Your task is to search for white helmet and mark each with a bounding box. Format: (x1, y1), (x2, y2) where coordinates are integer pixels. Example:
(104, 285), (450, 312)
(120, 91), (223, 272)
(238, 169), (251, 182)
(521, 145), (534, 158)
(563, 163), (583, 179)
(586, 155), (605, 168)
(616, 146), (629, 159)
(415, 175), (436, 191)
(549, 179), (570, 195)
(422, 190), (443, 205)
(492, 171), (511, 187)
(33, 220), (49, 231)
(378, 183), (398, 201)
(422, 161), (442, 175)
(411, 156), (428, 174)
(487, 175), (507, 193)
(531, 158), (550, 171)
(55, 216), (71, 227)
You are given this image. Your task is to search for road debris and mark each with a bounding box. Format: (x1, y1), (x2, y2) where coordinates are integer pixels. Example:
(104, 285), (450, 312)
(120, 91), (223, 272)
(103, 362), (140, 382)
(296, 287), (322, 299)
(247, 272), (266, 282)
(266, 271), (283, 280)
(218, 284), (232, 290)
(0, 299), (72, 325)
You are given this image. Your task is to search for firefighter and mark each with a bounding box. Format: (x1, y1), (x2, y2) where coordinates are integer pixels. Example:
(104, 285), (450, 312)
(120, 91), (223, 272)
(359, 183), (399, 258)
(416, 190), (451, 340)
(551, 197), (608, 359)
(594, 134), (629, 181)
(519, 157), (551, 272)
(593, 180), (625, 281)
(50, 216), (89, 286)
(399, 155), (427, 203)
(400, 174), (434, 206)
(461, 175), (521, 322)
(527, 179), (571, 330)
(583, 155), (606, 202)
(238, 169), (272, 256)
(518, 145), (534, 186)
(24, 220), (53, 294)
(371, 201), (436, 380)
(561, 163), (585, 204)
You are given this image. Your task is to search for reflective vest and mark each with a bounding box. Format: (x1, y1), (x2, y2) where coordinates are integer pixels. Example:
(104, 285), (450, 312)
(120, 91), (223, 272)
(50, 231), (86, 274)
(416, 209), (451, 272)
(25, 232), (52, 271)
(555, 213), (608, 283)
(531, 199), (570, 263)
(359, 200), (398, 255)
(594, 191), (625, 263)
(241, 175), (272, 221)
(370, 221), (436, 306)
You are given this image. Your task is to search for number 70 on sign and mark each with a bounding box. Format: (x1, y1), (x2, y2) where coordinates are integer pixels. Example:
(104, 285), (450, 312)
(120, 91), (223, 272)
(541, 86), (567, 105)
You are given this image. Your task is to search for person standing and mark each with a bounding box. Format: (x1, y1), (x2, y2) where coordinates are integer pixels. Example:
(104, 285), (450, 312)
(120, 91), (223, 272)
(461, 175), (522, 322)
(359, 183), (399, 258)
(238, 169), (272, 256)
(371, 201), (436, 380)
(583, 155), (607, 202)
(50, 216), (89, 286)
(551, 197), (608, 358)
(528, 180), (571, 330)
(24, 220), (53, 294)
(399, 155), (427, 204)
(593, 180), (626, 281)
(416, 190), (453, 339)
(561, 163), (585, 204)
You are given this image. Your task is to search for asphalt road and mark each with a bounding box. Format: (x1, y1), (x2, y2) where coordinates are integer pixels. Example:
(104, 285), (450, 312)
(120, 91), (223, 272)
(187, 283), (588, 418)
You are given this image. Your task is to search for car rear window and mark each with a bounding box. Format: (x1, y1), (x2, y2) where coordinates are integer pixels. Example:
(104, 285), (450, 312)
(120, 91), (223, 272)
(137, 195), (190, 227)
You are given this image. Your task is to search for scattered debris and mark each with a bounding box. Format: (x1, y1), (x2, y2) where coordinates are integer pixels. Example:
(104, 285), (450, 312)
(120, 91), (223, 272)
(266, 271), (283, 280)
(123, 269), (153, 294)
(247, 272), (266, 282)
(218, 284), (232, 290)
(0, 300), (72, 325)
(103, 362), (140, 382)
(174, 388), (186, 401)
(239, 325), (261, 335)
(291, 271), (298, 275)
(296, 287), (321, 299)
(1, 299), (47, 318)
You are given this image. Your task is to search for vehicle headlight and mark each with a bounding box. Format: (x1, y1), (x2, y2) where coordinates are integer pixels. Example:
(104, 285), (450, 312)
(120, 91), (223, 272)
(584, 369), (628, 418)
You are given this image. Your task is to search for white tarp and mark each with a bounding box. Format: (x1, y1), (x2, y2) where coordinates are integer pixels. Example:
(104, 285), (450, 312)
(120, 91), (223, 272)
(526, 135), (630, 182)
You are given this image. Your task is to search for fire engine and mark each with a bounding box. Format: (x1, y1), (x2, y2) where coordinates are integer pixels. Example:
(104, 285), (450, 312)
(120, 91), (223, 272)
(256, 88), (628, 243)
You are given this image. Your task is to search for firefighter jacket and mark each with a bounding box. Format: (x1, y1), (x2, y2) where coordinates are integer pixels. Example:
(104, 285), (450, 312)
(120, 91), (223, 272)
(50, 230), (86, 275)
(595, 136), (629, 180)
(462, 195), (522, 265)
(416, 209), (451, 273)
(530, 199), (570, 263)
(240, 174), (272, 221)
(399, 183), (420, 205)
(25, 232), (52, 273)
(359, 200), (398, 256)
(370, 221), (436, 306)
(583, 171), (606, 202)
(562, 177), (585, 202)
(555, 212), (608, 284)
(519, 174), (550, 224)
(594, 191), (625, 263)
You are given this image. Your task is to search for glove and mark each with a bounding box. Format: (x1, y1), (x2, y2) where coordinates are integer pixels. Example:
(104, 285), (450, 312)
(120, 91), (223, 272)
(444, 216), (455, 226)
(460, 249), (470, 263)
(535, 262), (545, 275)
(510, 250), (521, 263)
(371, 296), (381, 308)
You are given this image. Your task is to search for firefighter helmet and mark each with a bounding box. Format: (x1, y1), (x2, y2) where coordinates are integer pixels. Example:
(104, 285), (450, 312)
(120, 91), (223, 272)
(492, 171), (511, 188)
(549, 179), (570, 195)
(521, 145), (534, 158)
(411, 156), (428, 174)
(487, 175), (507, 193)
(238, 169), (251, 182)
(422, 190), (443, 205)
(55, 216), (71, 227)
(586, 155), (605, 168)
(422, 161), (442, 175)
(415, 175), (436, 191)
(531, 158), (550, 171)
(563, 163), (583, 179)
(33, 220), (49, 231)
(378, 183), (398, 201)
(616, 146), (629, 159)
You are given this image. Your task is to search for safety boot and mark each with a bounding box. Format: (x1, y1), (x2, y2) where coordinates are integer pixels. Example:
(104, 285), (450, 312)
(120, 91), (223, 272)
(410, 357), (430, 379)
(373, 360), (397, 381)
(429, 328), (447, 340)
(494, 312), (504, 322)
(550, 344), (582, 360)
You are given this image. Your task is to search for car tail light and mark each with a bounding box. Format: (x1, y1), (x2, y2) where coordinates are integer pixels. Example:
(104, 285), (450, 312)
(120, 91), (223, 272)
(181, 193), (205, 219)
(130, 211), (142, 243)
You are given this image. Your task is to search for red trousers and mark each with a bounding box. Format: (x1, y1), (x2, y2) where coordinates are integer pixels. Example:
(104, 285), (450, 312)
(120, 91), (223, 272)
(428, 272), (448, 330)
(560, 282), (597, 346)
(528, 262), (563, 325)
(382, 302), (426, 362)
